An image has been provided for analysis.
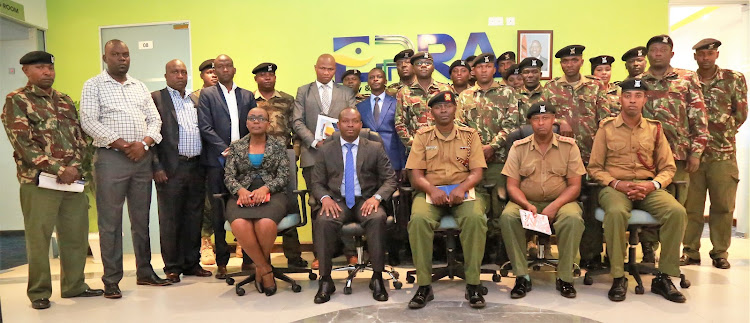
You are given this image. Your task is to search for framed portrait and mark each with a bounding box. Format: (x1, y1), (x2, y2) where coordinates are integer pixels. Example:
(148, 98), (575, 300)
(518, 30), (554, 80)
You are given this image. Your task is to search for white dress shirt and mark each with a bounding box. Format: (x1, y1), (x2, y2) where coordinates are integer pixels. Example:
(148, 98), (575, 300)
(219, 82), (240, 142)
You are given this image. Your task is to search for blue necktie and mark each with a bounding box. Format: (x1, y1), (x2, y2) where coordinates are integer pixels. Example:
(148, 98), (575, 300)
(344, 143), (355, 209)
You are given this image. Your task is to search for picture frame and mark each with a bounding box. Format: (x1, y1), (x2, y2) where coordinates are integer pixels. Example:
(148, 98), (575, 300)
(517, 30), (554, 80)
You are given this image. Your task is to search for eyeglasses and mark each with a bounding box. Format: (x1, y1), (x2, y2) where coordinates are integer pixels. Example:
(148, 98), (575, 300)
(414, 61), (433, 66)
(248, 116), (268, 122)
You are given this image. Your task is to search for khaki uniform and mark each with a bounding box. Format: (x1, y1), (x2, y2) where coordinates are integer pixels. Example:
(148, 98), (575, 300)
(406, 125), (487, 286)
(500, 134), (586, 282)
(588, 115), (686, 278)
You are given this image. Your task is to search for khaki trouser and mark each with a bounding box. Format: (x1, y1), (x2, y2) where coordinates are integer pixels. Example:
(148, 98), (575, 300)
(408, 192), (487, 286)
(20, 184), (90, 301)
(642, 160), (691, 248)
(599, 186), (686, 278)
(683, 159), (739, 259)
(500, 201), (584, 282)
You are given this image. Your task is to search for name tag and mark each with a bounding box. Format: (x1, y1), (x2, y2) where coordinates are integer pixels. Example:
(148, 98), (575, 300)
(426, 146), (438, 150)
(459, 146), (469, 150)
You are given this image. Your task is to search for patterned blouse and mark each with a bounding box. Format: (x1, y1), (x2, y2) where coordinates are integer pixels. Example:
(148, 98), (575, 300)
(224, 134), (289, 195)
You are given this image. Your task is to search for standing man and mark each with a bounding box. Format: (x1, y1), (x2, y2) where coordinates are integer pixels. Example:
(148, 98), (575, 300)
(500, 102), (586, 299)
(682, 38), (747, 269)
(342, 69), (370, 104)
(80, 39), (168, 299)
(3, 51), (103, 310)
(394, 52), (452, 149)
(588, 78), (687, 303)
(151, 59), (213, 283)
(197, 54), (257, 279)
(386, 49), (416, 97)
(252, 62), (307, 268)
(517, 57), (545, 120)
(590, 55), (621, 115)
(622, 46), (648, 78)
(497, 51), (517, 85)
(190, 59), (218, 102)
(449, 59), (471, 94)
(406, 91), (488, 309)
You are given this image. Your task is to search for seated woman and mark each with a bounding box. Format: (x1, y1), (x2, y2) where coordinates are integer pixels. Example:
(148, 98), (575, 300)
(224, 108), (290, 296)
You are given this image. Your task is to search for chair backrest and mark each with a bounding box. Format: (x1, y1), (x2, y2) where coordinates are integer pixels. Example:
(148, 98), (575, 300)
(285, 148), (299, 214)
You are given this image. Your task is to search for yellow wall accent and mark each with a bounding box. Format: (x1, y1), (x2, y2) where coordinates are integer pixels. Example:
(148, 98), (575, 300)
(670, 6), (719, 32)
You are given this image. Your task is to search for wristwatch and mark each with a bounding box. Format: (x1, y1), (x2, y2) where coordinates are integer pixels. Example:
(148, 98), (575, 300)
(141, 140), (150, 151)
(651, 180), (661, 190)
(373, 194), (383, 202)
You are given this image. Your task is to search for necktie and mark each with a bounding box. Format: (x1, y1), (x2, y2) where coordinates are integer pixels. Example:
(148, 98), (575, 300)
(321, 84), (331, 114)
(373, 97), (381, 123)
(344, 143), (355, 209)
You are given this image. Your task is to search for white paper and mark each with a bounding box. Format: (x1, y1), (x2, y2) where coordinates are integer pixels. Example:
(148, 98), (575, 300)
(38, 172), (85, 193)
(315, 115), (338, 141)
(520, 209), (552, 235)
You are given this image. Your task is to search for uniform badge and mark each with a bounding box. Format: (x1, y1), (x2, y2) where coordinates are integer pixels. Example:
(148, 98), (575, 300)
(424, 52), (429, 59)
(50, 56), (54, 64)
(637, 49), (643, 56)
(531, 60), (537, 66)
(404, 52), (410, 58)
(708, 43), (715, 49)
(504, 54), (510, 60)
(484, 56), (490, 63)
(540, 105), (546, 113)
(444, 93), (452, 101)
(460, 60), (465, 66)
(662, 36), (669, 43)
(635, 80), (641, 88)
(570, 48), (576, 55)
(425, 145), (437, 150)
(602, 57), (607, 63)
(268, 65), (273, 71)
(515, 68), (519, 74)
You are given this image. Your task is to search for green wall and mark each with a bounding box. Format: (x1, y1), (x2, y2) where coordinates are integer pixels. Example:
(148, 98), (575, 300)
(45, 0), (668, 242)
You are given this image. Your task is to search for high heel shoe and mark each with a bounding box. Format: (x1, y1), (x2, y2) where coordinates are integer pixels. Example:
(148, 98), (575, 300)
(254, 271), (264, 294)
(261, 267), (277, 296)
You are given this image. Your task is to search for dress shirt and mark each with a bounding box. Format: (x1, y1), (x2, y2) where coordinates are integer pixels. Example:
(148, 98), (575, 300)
(167, 86), (201, 157)
(319, 136), (362, 202)
(219, 82), (240, 142)
(370, 92), (386, 116)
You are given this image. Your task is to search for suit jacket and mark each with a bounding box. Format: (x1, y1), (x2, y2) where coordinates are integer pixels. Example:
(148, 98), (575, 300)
(197, 84), (257, 167)
(292, 81), (356, 168)
(311, 137), (397, 204)
(356, 94), (406, 170)
(150, 88), (200, 177)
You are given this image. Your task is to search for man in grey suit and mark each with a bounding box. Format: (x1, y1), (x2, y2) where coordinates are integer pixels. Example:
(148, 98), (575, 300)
(311, 108), (397, 304)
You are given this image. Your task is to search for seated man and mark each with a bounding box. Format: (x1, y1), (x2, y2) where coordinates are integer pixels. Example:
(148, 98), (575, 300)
(405, 91), (488, 309)
(499, 102), (586, 299)
(588, 78), (687, 303)
(311, 108), (397, 304)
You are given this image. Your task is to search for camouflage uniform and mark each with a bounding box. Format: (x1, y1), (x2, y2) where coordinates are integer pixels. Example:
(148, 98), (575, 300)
(386, 81), (411, 98)
(2, 84), (91, 302)
(518, 83), (544, 123)
(683, 67), (747, 261)
(395, 80), (452, 148)
(605, 83), (621, 116)
(355, 92), (371, 105)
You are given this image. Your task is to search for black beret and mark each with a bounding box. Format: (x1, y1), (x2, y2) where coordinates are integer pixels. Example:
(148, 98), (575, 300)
(526, 101), (556, 119)
(518, 57), (544, 70)
(498, 51), (516, 62)
(427, 91), (457, 107)
(619, 78), (649, 92)
(692, 38), (721, 51)
(199, 59), (215, 72)
(647, 34), (673, 49)
(252, 62), (277, 74)
(410, 52), (433, 64)
(394, 49), (415, 62)
(341, 69), (362, 80)
(503, 64), (521, 79)
(555, 45), (586, 58)
(19, 51), (54, 65)
(621, 46), (647, 61)
(473, 53), (496, 66)
(465, 55), (477, 67)
(449, 59), (471, 75)
(589, 55), (615, 67)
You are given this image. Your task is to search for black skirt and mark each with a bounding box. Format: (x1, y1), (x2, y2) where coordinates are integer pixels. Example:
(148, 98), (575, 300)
(226, 177), (288, 224)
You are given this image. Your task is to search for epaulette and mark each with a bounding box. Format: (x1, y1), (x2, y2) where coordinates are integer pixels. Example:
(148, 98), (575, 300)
(416, 126), (435, 134)
(550, 77), (562, 83)
(644, 117), (662, 125)
(457, 126), (477, 133)
(512, 136), (533, 146)
(598, 117), (616, 127)
(585, 75), (600, 80)
(558, 135), (576, 145)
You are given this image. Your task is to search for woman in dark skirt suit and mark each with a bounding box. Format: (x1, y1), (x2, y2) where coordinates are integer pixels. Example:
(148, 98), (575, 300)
(224, 108), (289, 296)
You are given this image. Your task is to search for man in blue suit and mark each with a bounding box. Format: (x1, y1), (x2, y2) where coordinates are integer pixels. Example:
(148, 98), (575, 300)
(356, 67), (408, 265)
(197, 54), (257, 279)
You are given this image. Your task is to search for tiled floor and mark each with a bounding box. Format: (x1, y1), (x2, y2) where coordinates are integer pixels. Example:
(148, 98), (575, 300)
(0, 236), (748, 323)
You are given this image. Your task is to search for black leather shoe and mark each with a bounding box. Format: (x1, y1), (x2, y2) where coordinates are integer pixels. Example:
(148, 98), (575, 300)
(465, 284), (486, 308)
(712, 258), (730, 269)
(287, 257), (308, 268)
(608, 276), (628, 302)
(165, 273), (181, 283)
(215, 265), (228, 279)
(136, 273), (172, 286)
(68, 288), (104, 298)
(556, 278), (576, 298)
(679, 254), (701, 266)
(104, 283), (121, 299)
(183, 267), (213, 277)
(370, 275), (388, 302)
(510, 277), (532, 299)
(580, 257), (604, 271)
(314, 276), (336, 304)
(31, 298), (50, 309)
(641, 242), (656, 263)
(408, 285), (434, 309)
(651, 272), (686, 303)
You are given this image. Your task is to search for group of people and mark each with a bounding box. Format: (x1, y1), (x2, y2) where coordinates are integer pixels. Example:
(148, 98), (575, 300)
(3, 33), (745, 311)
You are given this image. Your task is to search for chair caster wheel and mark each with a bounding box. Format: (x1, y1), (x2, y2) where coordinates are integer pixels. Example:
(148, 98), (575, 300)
(635, 285), (644, 294)
(344, 286), (352, 295)
(532, 265), (541, 271)
(406, 275), (415, 284)
(492, 274), (501, 282)
(392, 271), (400, 280)
(680, 274), (691, 288)
(583, 275), (593, 285)
(393, 281), (403, 289)
(292, 284), (302, 293)
(573, 268), (581, 277)
(236, 287), (245, 296)
(309, 273), (317, 280)
(226, 277), (235, 285)
(500, 269), (509, 277)
(481, 286), (488, 295)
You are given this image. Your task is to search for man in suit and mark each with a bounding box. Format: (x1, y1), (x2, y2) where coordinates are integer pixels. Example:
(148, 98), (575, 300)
(311, 108), (397, 304)
(151, 59), (213, 283)
(197, 54), (257, 279)
(292, 53), (356, 269)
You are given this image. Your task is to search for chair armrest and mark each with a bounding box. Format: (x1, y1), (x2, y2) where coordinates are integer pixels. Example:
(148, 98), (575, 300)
(400, 186), (415, 193)
(212, 193), (229, 209)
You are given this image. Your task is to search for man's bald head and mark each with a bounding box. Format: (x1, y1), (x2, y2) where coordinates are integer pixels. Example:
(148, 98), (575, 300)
(338, 107), (361, 120)
(315, 54), (336, 84)
(165, 59), (185, 71)
(164, 59), (188, 93)
(338, 107), (362, 142)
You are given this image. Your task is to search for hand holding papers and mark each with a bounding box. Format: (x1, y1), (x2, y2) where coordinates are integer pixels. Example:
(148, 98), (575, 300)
(315, 115), (338, 141)
(520, 209), (552, 235)
(37, 172), (85, 193)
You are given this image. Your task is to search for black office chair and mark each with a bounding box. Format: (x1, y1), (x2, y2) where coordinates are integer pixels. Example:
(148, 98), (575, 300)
(215, 148), (317, 296)
(324, 129), (403, 294)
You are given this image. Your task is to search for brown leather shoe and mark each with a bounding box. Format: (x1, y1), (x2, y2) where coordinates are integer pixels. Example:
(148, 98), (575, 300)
(348, 256), (358, 266)
(311, 259), (320, 270)
(215, 266), (228, 280)
(166, 273), (180, 283)
(184, 268), (212, 277)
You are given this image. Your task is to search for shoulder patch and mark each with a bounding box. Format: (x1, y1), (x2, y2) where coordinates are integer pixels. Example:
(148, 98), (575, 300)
(551, 77), (562, 83)
(598, 117), (616, 127)
(457, 126), (477, 133)
(416, 126), (435, 134)
(644, 117), (661, 125)
(513, 136), (533, 146)
(585, 75), (599, 80)
(558, 136), (576, 144)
